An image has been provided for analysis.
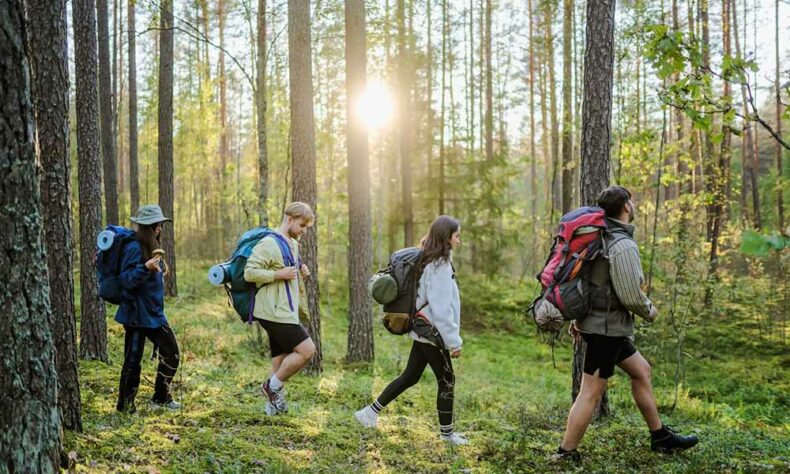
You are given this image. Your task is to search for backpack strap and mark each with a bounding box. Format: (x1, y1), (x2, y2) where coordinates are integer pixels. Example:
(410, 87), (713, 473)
(267, 233), (298, 313)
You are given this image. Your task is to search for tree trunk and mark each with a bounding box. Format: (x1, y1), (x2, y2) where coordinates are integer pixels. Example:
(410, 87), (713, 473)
(575, 0), (617, 416)
(776, 0), (784, 231)
(561, 0), (573, 214)
(219, 0), (230, 247)
(439, 0), (447, 214)
(546, 0), (560, 215)
(97, 0), (118, 225)
(529, 0), (537, 268)
(0, 4), (61, 468)
(397, 0), (414, 246)
(484, 0), (493, 162)
(128, 0), (139, 215)
(288, 0), (322, 374)
(74, 0), (109, 362)
(345, 0), (374, 362)
(158, 0), (177, 297)
(257, 0), (269, 226)
(28, 0), (83, 432)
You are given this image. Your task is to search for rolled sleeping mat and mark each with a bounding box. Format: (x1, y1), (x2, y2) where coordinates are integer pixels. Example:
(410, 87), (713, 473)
(97, 230), (115, 251)
(208, 263), (233, 286)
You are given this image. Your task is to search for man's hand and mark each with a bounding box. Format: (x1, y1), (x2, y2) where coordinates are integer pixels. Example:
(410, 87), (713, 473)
(275, 266), (299, 281)
(648, 305), (659, 322)
(145, 256), (162, 272)
(450, 348), (462, 359)
(568, 322), (581, 342)
(300, 263), (311, 279)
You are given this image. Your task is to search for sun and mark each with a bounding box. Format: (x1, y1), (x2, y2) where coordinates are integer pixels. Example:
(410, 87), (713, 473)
(355, 80), (394, 130)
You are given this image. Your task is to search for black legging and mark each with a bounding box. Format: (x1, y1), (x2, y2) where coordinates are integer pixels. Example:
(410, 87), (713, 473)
(117, 324), (180, 410)
(376, 341), (455, 427)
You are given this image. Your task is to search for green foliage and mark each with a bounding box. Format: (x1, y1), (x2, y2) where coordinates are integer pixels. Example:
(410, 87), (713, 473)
(740, 230), (790, 256)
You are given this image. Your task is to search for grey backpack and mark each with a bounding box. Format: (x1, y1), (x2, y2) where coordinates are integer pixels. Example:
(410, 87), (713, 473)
(369, 247), (423, 335)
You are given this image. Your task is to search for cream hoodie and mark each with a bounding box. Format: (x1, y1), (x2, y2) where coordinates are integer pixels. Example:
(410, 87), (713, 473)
(410, 258), (462, 350)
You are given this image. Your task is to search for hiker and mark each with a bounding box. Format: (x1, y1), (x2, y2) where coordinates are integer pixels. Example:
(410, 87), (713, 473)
(116, 205), (180, 413)
(355, 215), (468, 446)
(555, 186), (698, 460)
(244, 202), (316, 416)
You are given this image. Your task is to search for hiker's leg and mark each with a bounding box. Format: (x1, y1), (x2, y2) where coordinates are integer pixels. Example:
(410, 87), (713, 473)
(270, 355), (285, 376)
(148, 325), (180, 404)
(423, 343), (455, 431)
(274, 337), (316, 382)
(375, 341), (429, 408)
(117, 327), (146, 411)
(560, 371), (608, 451)
(618, 352), (662, 431)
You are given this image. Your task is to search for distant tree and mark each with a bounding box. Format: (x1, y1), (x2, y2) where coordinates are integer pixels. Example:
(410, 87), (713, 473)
(98, 0), (119, 224)
(0, 1), (62, 468)
(28, 0), (83, 431)
(159, 0), (178, 297)
(128, 0), (140, 215)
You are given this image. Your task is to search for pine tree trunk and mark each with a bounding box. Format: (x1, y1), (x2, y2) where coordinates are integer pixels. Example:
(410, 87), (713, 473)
(97, 0), (118, 225)
(28, 0), (83, 432)
(128, 0), (139, 215)
(561, 0), (573, 214)
(529, 0), (537, 267)
(257, 0), (269, 226)
(0, 5), (62, 468)
(439, 0), (447, 215)
(546, 0), (560, 215)
(158, 0), (177, 297)
(776, 0), (785, 231)
(575, 0), (617, 416)
(345, 0), (375, 362)
(484, 0), (493, 162)
(397, 0), (414, 246)
(219, 0), (230, 248)
(289, 0), (322, 374)
(74, 0), (109, 362)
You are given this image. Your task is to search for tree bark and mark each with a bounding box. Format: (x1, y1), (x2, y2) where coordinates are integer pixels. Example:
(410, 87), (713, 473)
(561, 0), (573, 214)
(546, 0), (560, 215)
(257, 0), (269, 226)
(74, 0), (109, 361)
(289, 0), (322, 374)
(397, 0), (414, 246)
(345, 0), (375, 362)
(484, 0), (493, 162)
(128, 0), (139, 215)
(0, 5), (61, 469)
(97, 0), (118, 225)
(158, 0), (177, 296)
(28, 0), (83, 432)
(575, 0), (617, 416)
(776, 0), (784, 231)
(439, 0), (447, 214)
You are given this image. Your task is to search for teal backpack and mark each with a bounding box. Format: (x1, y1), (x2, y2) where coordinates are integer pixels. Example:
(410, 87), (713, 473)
(208, 228), (299, 323)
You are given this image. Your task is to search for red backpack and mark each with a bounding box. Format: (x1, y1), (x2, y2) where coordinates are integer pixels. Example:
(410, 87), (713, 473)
(530, 206), (611, 326)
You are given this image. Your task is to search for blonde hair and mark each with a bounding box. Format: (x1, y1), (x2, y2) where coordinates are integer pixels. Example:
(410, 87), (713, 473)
(283, 201), (315, 225)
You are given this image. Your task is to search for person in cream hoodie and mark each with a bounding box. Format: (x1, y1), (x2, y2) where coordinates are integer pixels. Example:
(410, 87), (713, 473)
(355, 215), (467, 446)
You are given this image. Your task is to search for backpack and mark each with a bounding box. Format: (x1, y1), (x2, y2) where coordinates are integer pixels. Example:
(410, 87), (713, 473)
(369, 247), (423, 335)
(96, 225), (137, 305)
(529, 207), (612, 331)
(208, 228), (299, 324)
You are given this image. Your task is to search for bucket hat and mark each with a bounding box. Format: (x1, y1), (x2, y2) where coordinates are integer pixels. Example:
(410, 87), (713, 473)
(130, 204), (172, 226)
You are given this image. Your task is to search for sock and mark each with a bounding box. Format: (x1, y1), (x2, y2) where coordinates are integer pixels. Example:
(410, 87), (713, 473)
(369, 400), (384, 415)
(269, 374), (284, 391)
(440, 423), (454, 436)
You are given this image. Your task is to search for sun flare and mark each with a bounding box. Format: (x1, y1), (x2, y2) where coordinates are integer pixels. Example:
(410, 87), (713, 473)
(355, 80), (394, 130)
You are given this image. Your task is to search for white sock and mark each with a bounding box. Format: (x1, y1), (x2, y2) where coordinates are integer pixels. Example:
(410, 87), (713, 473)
(365, 405), (379, 417)
(269, 374), (284, 391)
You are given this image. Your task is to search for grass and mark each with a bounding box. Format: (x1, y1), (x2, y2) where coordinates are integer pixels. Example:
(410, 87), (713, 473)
(64, 262), (790, 473)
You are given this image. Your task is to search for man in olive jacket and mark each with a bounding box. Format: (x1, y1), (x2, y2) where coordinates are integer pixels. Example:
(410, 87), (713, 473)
(556, 186), (699, 460)
(244, 202), (315, 416)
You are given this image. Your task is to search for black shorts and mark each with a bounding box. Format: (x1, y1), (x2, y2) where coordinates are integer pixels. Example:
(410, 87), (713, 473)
(581, 333), (638, 379)
(256, 319), (310, 358)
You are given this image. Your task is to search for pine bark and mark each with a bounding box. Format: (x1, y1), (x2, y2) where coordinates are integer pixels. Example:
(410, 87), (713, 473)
(484, 0), (493, 162)
(345, 0), (375, 362)
(128, 0), (139, 215)
(546, 0), (560, 214)
(0, 5), (62, 469)
(28, 0), (83, 432)
(97, 0), (119, 225)
(289, 0), (323, 374)
(776, 0), (784, 231)
(158, 0), (177, 296)
(575, 0), (617, 415)
(397, 0), (414, 246)
(257, 0), (269, 226)
(74, 0), (109, 361)
(561, 0), (573, 213)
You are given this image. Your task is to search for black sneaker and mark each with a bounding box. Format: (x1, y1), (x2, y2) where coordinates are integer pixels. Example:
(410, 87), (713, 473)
(651, 425), (699, 453)
(552, 447), (581, 462)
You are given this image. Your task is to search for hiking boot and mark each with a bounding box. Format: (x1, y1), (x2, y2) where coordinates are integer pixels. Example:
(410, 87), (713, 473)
(261, 379), (288, 414)
(151, 399), (181, 410)
(651, 425), (699, 453)
(354, 407), (378, 429)
(552, 447), (581, 462)
(440, 432), (469, 446)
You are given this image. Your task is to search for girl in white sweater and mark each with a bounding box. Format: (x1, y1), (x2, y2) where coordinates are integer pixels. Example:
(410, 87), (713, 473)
(355, 216), (467, 446)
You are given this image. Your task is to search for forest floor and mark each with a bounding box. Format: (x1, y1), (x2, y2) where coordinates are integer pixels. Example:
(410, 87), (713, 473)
(65, 262), (789, 473)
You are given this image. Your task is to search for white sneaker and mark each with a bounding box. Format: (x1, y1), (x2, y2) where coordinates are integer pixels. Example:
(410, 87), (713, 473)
(151, 400), (181, 410)
(440, 432), (469, 446)
(354, 406), (378, 428)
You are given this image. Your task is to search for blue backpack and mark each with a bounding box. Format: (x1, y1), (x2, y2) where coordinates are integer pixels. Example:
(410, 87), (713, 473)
(96, 225), (137, 305)
(209, 228), (299, 324)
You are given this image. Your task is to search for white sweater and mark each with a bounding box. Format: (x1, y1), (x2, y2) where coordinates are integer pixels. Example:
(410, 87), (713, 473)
(409, 259), (462, 350)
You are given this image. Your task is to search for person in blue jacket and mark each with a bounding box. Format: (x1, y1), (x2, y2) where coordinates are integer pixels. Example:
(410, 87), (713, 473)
(116, 205), (180, 413)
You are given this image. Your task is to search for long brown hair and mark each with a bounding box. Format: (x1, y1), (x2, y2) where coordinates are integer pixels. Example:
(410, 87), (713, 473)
(135, 223), (161, 261)
(418, 215), (460, 274)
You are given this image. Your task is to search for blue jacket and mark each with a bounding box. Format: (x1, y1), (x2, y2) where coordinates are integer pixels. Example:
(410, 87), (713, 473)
(114, 240), (168, 328)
